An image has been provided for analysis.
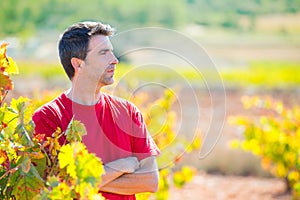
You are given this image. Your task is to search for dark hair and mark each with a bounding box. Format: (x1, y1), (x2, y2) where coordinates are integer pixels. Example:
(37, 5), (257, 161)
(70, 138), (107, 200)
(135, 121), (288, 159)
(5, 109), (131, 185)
(58, 21), (114, 80)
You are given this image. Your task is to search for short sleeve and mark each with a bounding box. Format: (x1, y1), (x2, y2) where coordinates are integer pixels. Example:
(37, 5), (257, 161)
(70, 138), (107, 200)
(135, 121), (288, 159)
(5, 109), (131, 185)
(32, 107), (66, 145)
(128, 102), (160, 161)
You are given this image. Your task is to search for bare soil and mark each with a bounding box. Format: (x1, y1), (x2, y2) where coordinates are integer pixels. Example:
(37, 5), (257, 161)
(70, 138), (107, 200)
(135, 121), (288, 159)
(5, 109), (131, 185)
(169, 173), (291, 200)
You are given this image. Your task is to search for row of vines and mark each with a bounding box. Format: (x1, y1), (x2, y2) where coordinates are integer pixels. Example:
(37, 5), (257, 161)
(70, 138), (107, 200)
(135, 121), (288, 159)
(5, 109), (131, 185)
(229, 96), (300, 199)
(3, 38), (299, 199)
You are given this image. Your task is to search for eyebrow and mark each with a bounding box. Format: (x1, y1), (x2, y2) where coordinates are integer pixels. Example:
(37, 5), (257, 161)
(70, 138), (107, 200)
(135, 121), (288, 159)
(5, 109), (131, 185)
(99, 48), (114, 54)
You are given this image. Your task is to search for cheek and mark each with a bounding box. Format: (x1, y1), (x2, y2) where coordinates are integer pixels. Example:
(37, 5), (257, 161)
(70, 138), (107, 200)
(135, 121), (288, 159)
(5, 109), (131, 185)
(104, 54), (115, 63)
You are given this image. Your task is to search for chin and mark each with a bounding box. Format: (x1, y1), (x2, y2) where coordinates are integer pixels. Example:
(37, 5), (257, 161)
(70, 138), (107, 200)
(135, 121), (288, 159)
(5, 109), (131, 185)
(103, 79), (114, 86)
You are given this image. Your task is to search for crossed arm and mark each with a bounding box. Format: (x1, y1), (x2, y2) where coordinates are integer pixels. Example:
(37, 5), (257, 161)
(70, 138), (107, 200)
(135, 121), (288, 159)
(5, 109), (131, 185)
(99, 156), (159, 195)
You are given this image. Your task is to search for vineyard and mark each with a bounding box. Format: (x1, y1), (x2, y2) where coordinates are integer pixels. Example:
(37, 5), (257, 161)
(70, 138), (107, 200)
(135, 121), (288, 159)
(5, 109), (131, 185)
(2, 42), (300, 199)
(1, 0), (300, 198)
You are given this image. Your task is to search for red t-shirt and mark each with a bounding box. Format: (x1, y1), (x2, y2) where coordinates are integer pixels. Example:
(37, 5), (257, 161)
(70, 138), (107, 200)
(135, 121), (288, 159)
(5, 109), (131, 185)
(32, 92), (160, 200)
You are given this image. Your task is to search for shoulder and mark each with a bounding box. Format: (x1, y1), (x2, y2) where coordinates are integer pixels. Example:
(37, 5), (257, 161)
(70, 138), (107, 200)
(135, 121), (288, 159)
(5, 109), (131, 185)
(101, 93), (143, 122)
(102, 92), (127, 104)
(32, 93), (67, 122)
(101, 92), (137, 111)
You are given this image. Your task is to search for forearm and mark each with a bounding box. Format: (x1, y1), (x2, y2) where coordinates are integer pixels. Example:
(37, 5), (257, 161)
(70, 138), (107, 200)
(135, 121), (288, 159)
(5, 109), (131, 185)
(99, 156), (159, 195)
(100, 170), (159, 195)
(100, 157), (139, 187)
(99, 166), (126, 187)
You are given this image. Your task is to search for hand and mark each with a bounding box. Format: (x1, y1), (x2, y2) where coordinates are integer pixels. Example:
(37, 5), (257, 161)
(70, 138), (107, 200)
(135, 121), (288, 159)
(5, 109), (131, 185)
(105, 157), (140, 173)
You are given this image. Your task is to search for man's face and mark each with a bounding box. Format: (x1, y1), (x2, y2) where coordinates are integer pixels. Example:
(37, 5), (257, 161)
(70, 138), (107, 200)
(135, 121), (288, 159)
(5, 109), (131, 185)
(80, 35), (118, 88)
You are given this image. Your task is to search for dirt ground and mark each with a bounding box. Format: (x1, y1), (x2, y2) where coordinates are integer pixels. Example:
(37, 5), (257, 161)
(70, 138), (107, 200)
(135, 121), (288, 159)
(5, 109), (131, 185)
(169, 173), (291, 200)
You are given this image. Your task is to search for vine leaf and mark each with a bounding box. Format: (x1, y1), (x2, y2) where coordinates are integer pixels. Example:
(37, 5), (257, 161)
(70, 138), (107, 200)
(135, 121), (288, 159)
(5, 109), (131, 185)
(0, 73), (13, 104)
(4, 56), (18, 74)
(0, 43), (18, 74)
(0, 42), (18, 105)
(16, 124), (34, 147)
(20, 155), (31, 173)
(65, 118), (87, 142)
(0, 73), (13, 91)
(12, 157), (44, 200)
(58, 144), (77, 179)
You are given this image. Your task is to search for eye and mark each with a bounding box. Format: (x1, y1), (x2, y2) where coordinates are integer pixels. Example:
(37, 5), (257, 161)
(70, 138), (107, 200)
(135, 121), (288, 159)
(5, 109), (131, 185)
(99, 49), (112, 55)
(99, 50), (107, 55)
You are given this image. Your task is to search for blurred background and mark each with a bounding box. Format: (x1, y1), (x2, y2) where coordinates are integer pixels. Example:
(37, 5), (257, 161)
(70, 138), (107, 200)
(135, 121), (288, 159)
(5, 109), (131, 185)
(1, 0), (300, 199)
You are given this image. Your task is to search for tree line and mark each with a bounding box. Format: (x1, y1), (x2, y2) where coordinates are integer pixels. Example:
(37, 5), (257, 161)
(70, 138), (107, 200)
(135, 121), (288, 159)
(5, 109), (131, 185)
(0, 0), (300, 38)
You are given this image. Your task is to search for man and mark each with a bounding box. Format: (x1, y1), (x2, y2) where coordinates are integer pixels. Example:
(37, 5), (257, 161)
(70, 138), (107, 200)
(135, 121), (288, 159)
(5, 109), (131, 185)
(32, 21), (160, 200)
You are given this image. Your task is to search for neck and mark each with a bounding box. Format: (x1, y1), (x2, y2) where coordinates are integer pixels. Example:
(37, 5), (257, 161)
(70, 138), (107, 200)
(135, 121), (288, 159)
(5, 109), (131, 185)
(66, 85), (101, 105)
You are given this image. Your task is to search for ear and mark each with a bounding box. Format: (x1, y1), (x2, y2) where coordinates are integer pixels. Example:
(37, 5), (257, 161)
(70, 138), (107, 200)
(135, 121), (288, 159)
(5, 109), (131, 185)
(71, 57), (83, 72)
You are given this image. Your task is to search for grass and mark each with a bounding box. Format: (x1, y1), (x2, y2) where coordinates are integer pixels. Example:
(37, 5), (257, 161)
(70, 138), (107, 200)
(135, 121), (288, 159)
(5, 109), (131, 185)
(15, 62), (67, 80)
(13, 61), (300, 90)
(221, 61), (300, 89)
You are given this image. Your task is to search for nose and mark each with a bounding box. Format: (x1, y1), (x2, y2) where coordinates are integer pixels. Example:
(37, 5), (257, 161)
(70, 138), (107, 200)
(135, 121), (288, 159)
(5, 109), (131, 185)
(111, 53), (119, 64)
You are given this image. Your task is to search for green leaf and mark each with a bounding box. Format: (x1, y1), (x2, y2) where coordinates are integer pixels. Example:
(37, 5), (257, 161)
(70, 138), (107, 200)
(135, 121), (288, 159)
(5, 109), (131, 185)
(11, 163), (44, 200)
(10, 96), (32, 124)
(77, 152), (104, 185)
(65, 118), (87, 142)
(16, 124), (34, 147)
(25, 120), (35, 138)
(20, 155), (31, 173)
(172, 166), (194, 188)
(46, 176), (60, 188)
(31, 154), (46, 180)
(0, 103), (7, 122)
(173, 171), (185, 188)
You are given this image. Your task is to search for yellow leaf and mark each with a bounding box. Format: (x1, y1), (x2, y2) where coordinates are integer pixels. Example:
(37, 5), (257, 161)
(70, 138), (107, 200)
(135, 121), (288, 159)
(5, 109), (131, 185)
(58, 144), (77, 179)
(173, 171), (185, 188)
(288, 171), (300, 182)
(0, 43), (19, 74)
(275, 163), (288, 177)
(181, 166), (195, 182)
(136, 193), (152, 200)
(5, 56), (19, 74)
(0, 43), (8, 61)
(229, 139), (240, 149)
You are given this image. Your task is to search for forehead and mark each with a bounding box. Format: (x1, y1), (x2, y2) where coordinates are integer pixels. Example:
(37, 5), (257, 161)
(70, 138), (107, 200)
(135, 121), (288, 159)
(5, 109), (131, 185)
(88, 35), (112, 51)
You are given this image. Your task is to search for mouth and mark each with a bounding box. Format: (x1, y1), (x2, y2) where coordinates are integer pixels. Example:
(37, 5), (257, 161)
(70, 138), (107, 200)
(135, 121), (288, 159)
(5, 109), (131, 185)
(107, 69), (115, 74)
(106, 66), (116, 74)
(106, 65), (116, 73)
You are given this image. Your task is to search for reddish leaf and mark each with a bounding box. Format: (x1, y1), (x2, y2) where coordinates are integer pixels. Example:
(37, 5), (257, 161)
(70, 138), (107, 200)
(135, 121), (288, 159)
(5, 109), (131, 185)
(0, 43), (18, 74)
(0, 43), (9, 72)
(0, 72), (13, 103)
(0, 73), (14, 91)
(0, 43), (8, 60)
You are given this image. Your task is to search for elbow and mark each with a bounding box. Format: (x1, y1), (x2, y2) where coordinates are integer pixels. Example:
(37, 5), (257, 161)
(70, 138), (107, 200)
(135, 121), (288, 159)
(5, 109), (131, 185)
(149, 171), (159, 193)
(151, 181), (159, 193)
